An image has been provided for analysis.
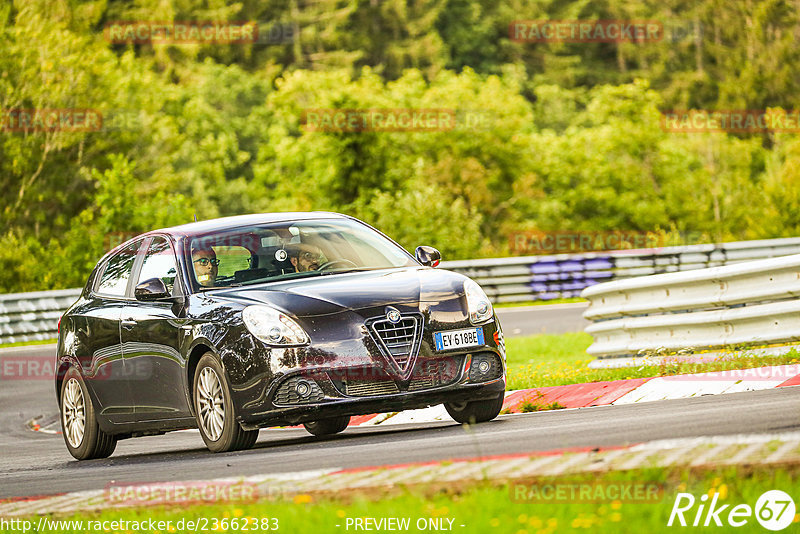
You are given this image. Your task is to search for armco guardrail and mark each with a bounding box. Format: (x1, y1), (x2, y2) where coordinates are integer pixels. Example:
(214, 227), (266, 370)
(580, 252), (800, 358)
(442, 237), (800, 304)
(0, 289), (81, 345)
(3, 237), (800, 345)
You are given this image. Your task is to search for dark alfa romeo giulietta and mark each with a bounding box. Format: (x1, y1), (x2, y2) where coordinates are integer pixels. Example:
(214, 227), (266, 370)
(56, 212), (506, 459)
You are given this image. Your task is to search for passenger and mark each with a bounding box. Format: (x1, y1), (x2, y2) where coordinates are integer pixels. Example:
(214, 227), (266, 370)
(192, 247), (219, 287)
(288, 243), (325, 272)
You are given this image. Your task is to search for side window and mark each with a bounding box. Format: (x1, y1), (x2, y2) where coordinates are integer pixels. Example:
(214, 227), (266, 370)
(137, 237), (178, 294)
(97, 240), (142, 297)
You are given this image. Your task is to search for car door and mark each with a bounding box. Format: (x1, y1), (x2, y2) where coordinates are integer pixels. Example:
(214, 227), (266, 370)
(121, 236), (192, 419)
(79, 239), (142, 422)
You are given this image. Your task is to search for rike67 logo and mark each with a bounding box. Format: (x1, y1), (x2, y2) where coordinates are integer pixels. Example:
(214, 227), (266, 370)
(668, 490), (796, 531)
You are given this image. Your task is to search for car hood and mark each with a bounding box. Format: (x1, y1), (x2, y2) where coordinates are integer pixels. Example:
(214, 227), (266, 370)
(211, 267), (468, 317)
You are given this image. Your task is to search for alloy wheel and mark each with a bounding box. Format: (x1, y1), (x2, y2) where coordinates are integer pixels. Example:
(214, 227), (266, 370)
(197, 367), (225, 441)
(62, 378), (86, 448)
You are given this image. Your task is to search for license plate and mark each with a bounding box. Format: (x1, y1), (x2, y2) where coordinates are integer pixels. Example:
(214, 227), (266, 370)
(434, 327), (484, 351)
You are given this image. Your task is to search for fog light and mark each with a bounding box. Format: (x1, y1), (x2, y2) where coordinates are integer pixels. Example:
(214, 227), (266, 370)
(295, 380), (311, 398)
(478, 360), (490, 373)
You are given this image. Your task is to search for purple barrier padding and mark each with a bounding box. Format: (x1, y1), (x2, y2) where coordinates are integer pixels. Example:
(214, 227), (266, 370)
(558, 260), (584, 272)
(537, 274), (562, 282)
(532, 292), (561, 300)
(530, 261), (560, 274)
(562, 280), (591, 291)
(531, 271), (606, 282)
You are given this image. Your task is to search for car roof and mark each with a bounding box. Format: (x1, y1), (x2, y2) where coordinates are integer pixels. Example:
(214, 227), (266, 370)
(150, 211), (350, 238)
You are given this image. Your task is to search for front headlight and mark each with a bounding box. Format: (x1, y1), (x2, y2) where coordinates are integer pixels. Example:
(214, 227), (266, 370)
(464, 279), (493, 324)
(242, 305), (310, 346)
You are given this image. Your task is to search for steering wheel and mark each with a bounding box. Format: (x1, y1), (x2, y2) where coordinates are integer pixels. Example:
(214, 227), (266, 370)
(318, 259), (358, 271)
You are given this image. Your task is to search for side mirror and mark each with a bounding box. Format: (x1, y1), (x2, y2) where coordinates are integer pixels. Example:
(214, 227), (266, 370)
(415, 246), (441, 268)
(134, 278), (170, 301)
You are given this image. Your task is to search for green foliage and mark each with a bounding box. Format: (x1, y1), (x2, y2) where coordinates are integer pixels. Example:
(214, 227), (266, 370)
(1, 0), (799, 292)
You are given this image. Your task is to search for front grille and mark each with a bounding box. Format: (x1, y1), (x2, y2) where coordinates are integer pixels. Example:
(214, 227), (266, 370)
(273, 376), (325, 405)
(408, 357), (461, 391)
(330, 368), (400, 397)
(344, 379), (400, 397)
(369, 314), (423, 373)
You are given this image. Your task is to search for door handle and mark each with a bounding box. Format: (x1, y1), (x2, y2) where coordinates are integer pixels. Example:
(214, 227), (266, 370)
(121, 320), (136, 328)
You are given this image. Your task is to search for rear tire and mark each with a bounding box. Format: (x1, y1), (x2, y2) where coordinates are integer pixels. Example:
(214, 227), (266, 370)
(303, 416), (350, 436)
(60, 367), (117, 460)
(445, 392), (505, 424)
(193, 353), (258, 453)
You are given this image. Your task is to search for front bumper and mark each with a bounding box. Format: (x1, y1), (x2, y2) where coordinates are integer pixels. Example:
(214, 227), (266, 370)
(230, 311), (507, 428)
(238, 375), (505, 429)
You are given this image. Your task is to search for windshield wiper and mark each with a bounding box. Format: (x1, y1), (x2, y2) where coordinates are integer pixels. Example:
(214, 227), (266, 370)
(319, 268), (373, 276)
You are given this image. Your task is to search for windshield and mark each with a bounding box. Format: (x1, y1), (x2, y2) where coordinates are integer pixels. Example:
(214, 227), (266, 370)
(186, 218), (416, 290)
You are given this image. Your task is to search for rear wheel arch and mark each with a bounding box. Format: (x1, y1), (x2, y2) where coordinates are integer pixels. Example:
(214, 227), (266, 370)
(55, 358), (79, 407)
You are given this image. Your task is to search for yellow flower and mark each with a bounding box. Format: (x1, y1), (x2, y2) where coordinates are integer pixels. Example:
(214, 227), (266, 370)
(718, 484), (728, 500)
(528, 517), (542, 528)
(233, 509), (243, 517)
(490, 518), (500, 527)
(611, 500), (622, 510)
(337, 510), (346, 518)
(547, 518), (557, 527)
(517, 514), (528, 523)
(293, 494), (313, 504)
(610, 513), (622, 522)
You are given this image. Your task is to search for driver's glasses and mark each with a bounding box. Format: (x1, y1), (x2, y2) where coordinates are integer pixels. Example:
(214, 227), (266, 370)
(299, 251), (322, 261)
(193, 258), (220, 267)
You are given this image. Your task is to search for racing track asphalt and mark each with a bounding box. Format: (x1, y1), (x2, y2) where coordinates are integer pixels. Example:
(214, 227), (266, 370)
(3, 302), (797, 500)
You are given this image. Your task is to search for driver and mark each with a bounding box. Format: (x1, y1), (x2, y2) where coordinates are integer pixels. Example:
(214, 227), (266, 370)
(288, 243), (325, 272)
(192, 247), (219, 287)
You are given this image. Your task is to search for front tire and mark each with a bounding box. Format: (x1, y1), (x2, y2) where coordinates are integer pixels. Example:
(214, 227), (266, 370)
(445, 392), (505, 424)
(60, 367), (117, 460)
(193, 353), (258, 453)
(303, 416), (350, 436)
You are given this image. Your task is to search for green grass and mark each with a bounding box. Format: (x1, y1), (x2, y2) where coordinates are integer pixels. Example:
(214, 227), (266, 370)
(505, 332), (800, 390)
(19, 464), (800, 533)
(494, 297), (586, 308)
(0, 338), (57, 349)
